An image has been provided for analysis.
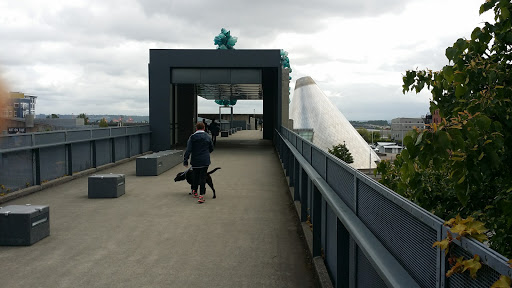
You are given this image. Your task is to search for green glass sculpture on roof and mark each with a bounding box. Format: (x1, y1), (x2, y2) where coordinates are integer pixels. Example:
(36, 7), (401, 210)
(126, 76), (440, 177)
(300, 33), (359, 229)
(214, 28), (237, 50)
(213, 28), (238, 106)
(214, 99), (238, 106)
(280, 49), (292, 74)
(281, 49), (292, 102)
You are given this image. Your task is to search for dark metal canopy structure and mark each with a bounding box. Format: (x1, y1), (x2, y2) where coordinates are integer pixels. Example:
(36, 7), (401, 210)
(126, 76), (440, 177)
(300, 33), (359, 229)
(148, 49), (283, 152)
(170, 68), (264, 101)
(195, 84), (262, 100)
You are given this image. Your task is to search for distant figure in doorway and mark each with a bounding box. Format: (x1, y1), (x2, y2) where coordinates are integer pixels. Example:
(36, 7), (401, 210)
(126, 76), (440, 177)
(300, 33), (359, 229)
(202, 118), (209, 133)
(258, 119), (263, 131)
(184, 122), (214, 204)
(209, 119), (220, 146)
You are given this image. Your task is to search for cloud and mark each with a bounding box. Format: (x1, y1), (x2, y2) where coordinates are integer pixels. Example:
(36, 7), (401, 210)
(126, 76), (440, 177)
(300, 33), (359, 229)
(136, 0), (418, 40)
(308, 82), (431, 121)
(0, 0), (492, 120)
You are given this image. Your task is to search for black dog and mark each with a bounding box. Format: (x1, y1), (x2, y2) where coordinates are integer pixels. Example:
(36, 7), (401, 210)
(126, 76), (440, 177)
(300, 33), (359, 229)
(174, 167), (221, 198)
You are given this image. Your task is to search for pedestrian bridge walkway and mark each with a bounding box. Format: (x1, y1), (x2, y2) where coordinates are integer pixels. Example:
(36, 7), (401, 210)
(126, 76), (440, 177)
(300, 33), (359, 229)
(2, 129), (511, 288)
(0, 130), (318, 288)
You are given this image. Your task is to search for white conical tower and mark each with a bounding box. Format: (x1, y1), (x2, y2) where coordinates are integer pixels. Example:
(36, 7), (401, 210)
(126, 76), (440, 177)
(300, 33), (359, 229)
(290, 76), (380, 169)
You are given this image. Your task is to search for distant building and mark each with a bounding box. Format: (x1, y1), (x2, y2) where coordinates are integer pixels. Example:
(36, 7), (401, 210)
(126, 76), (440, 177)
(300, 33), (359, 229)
(423, 109), (441, 125)
(391, 117), (425, 142)
(432, 109), (441, 124)
(2, 92), (37, 118)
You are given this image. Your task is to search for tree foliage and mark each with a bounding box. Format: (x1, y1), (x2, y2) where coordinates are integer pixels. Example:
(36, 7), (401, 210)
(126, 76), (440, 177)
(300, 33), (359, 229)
(99, 118), (108, 128)
(328, 143), (354, 164)
(376, 0), (512, 258)
(357, 128), (381, 143)
(77, 113), (89, 125)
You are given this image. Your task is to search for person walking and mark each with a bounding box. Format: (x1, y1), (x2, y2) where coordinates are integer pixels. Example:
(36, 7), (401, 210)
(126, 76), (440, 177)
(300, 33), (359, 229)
(202, 118), (209, 133)
(209, 119), (220, 146)
(183, 122), (214, 204)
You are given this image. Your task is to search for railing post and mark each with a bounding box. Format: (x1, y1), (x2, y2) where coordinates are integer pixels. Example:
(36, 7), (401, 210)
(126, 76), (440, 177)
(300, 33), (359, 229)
(294, 160), (300, 201)
(66, 144), (73, 176)
(111, 138), (116, 163)
(313, 185), (322, 257)
(284, 147), (289, 175)
(34, 148), (41, 185)
(127, 136), (131, 158)
(349, 238), (357, 288)
(92, 140), (97, 168)
(438, 229), (445, 288)
(353, 176), (358, 215)
(337, 219), (350, 288)
(300, 169), (308, 222)
(139, 134), (143, 154)
(289, 155), (294, 187)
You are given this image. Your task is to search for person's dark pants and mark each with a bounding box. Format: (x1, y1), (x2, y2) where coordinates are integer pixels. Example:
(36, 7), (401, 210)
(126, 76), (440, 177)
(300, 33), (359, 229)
(212, 135), (217, 145)
(192, 167), (209, 195)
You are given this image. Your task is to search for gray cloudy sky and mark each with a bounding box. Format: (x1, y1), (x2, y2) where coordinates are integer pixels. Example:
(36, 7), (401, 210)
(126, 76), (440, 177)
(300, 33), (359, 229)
(0, 0), (493, 120)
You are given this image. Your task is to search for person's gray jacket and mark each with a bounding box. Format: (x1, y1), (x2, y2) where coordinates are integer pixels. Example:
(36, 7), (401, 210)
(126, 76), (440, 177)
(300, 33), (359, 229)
(184, 130), (214, 167)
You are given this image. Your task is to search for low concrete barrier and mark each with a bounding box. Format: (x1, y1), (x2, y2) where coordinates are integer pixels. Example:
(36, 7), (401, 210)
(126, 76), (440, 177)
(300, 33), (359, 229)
(136, 150), (183, 176)
(0, 205), (50, 246)
(88, 174), (125, 198)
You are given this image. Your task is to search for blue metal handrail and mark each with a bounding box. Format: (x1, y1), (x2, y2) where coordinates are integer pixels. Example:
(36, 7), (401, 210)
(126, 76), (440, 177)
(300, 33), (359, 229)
(275, 126), (512, 288)
(0, 125), (151, 192)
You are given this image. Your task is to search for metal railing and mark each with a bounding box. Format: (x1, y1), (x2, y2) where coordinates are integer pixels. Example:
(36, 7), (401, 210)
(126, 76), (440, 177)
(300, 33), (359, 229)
(0, 126), (151, 191)
(275, 126), (512, 288)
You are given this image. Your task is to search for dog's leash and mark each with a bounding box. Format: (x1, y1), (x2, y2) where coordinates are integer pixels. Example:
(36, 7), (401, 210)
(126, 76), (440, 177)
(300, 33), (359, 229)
(179, 166), (193, 177)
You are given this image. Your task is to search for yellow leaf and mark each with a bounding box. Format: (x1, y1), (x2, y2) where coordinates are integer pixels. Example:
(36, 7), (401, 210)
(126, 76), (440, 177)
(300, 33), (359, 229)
(471, 233), (488, 243)
(491, 275), (511, 288)
(478, 152), (485, 160)
(460, 216), (474, 224)
(461, 255), (482, 279)
(451, 224), (468, 235)
(445, 218), (457, 227)
(446, 258), (464, 277)
(446, 263), (461, 277)
(508, 259), (512, 268)
(465, 220), (488, 235)
(433, 239), (451, 251)
(447, 230), (454, 241)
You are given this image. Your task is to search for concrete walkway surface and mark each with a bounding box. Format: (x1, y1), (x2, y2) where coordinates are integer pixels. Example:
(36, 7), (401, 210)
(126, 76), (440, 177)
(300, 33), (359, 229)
(0, 130), (318, 288)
